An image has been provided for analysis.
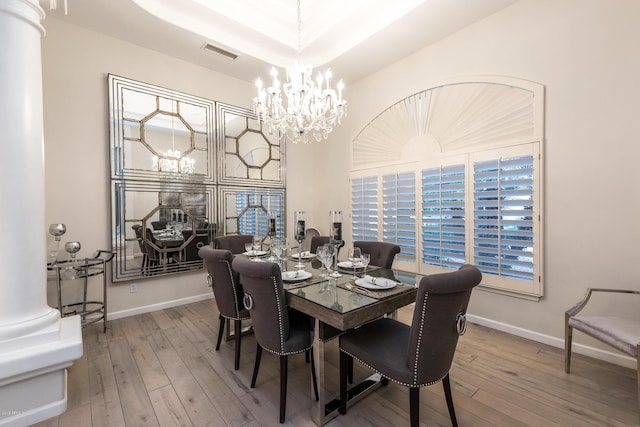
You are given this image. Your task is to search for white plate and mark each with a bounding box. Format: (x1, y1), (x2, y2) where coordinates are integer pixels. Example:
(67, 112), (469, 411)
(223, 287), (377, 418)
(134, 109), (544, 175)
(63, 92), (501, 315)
(282, 270), (312, 282)
(242, 250), (269, 257)
(290, 251), (316, 260)
(337, 261), (365, 269)
(354, 276), (397, 290)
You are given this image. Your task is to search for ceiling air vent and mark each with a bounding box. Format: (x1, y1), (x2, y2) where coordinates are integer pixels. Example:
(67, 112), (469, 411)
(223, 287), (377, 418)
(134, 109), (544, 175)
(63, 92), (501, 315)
(202, 42), (238, 61)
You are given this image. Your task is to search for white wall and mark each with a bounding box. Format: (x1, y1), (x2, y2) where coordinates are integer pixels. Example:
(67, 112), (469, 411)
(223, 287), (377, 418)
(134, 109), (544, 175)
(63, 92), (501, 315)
(301, 0), (640, 364)
(41, 0), (640, 365)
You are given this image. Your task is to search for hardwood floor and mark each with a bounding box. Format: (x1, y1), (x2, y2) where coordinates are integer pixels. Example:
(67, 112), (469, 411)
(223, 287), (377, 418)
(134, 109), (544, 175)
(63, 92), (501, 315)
(33, 298), (638, 426)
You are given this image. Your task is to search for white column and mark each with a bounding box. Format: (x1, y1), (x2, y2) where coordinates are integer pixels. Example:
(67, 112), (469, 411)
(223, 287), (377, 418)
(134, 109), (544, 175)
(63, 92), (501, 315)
(0, 1), (82, 425)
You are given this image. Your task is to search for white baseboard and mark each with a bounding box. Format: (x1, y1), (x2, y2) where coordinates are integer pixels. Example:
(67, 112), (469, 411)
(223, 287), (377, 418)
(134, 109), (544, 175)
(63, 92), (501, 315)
(108, 293), (213, 321)
(467, 314), (637, 370)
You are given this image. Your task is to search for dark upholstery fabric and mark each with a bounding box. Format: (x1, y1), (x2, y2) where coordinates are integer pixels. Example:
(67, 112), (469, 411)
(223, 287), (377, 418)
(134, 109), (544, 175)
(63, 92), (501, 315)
(353, 241), (400, 269)
(232, 256), (312, 355)
(151, 220), (167, 230)
(214, 235), (254, 254)
(181, 229), (210, 261)
(310, 236), (345, 255)
(340, 264), (482, 387)
(199, 247), (249, 321)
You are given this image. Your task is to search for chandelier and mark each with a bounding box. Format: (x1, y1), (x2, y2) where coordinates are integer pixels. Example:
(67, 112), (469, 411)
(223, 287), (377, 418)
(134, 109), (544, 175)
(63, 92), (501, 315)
(152, 150), (195, 174)
(253, 0), (347, 144)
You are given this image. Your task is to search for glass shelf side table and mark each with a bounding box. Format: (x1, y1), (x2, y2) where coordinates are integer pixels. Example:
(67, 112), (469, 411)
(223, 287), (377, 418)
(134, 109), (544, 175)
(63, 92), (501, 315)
(48, 250), (114, 332)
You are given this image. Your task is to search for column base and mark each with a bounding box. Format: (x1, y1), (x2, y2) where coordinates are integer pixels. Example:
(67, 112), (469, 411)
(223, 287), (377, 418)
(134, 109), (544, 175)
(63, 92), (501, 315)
(0, 315), (83, 426)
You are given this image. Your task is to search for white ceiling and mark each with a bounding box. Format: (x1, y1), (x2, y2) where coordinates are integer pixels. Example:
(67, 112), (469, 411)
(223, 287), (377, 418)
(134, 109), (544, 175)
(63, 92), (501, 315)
(45, 0), (518, 85)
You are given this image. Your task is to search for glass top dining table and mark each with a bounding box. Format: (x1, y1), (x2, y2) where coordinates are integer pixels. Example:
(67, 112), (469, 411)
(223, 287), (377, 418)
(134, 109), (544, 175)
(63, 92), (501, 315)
(247, 253), (422, 425)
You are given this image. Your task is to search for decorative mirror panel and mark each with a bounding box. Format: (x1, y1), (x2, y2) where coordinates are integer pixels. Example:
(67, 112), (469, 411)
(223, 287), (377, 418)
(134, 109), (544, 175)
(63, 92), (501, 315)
(112, 180), (216, 281)
(219, 187), (285, 238)
(217, 103), (285, 185)
(109, 75), (216, 183)
(109, 76), (287, 282)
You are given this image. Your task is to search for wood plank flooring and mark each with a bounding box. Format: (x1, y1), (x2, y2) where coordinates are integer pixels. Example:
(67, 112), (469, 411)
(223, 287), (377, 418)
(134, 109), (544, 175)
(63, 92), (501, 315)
(33, 298), (638, 426)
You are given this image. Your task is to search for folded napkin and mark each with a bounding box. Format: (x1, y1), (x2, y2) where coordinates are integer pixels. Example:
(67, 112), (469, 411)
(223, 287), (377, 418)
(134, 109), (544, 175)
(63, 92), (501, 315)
(363, 275), (398, 288)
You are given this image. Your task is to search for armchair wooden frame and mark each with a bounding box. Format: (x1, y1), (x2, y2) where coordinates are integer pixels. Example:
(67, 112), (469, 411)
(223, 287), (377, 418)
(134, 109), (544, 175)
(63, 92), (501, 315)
(565, 288), (640, 421)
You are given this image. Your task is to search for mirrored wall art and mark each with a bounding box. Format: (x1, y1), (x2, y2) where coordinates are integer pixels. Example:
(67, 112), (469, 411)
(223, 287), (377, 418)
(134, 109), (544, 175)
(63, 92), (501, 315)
(219, 186), (285, 237)
(109, 75), (216, 183)
(217, 103), (285, 185)
(112, 180), (216, 281)
(109, 76), (286, 282)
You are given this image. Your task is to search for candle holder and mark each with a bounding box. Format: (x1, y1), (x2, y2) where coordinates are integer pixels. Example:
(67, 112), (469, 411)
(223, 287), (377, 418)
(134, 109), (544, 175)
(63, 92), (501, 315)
(294, 211), (306, 268)
(267, 211), (278, 261)
(330, 210), (342, 277)
(48, 223), (67, 265)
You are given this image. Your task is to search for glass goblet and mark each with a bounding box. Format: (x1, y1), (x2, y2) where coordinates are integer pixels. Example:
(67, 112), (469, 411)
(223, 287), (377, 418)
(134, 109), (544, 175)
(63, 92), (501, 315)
(348, 247), (362, 278)
(360, 253), (370, 277)
(245, 242), (253, 256)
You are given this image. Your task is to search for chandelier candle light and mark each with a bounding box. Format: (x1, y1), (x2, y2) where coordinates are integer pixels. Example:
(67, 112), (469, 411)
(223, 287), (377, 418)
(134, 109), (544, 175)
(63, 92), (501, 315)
(253, 0), (347, 144)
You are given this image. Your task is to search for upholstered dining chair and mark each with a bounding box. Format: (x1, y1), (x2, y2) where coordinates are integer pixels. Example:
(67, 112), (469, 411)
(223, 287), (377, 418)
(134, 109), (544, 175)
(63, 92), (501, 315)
(199, 247), (251, 370)
(339, 264), (482, 427)
(310, 236), (345, 256)
(131, 225), (148, 273)
(353, 240), (400, 269)
(214, 234), (254, 254)
(565, 288), (640, 421)
(232, 256), (318, 423)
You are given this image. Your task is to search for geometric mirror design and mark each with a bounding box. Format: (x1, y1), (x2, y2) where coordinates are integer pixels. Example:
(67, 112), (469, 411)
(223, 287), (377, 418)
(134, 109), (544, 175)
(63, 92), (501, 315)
(219, 186), (285, 238)
(109, 74), (216, 183)
(111, 180), (216, 282)
(217, 103), (285, 186)
(108, 76), (286, 282)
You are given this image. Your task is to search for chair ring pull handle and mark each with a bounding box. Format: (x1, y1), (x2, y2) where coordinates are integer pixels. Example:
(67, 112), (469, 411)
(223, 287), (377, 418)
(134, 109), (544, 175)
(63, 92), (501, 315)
(207, 274), (214, 288)
(243, 293), (254, 310)
(456, 312), (467, 335)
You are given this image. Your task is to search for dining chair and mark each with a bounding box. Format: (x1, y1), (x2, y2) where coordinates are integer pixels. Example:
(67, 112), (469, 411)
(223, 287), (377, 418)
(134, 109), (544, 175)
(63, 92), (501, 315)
(131, 225), (148, 273)
(143, 227), (162, 274)
(214, 234), (254, 254)
(310, 236), (345, 256)
(339, 264), (482, 427)
(232, 255), (318, 423)
(565, 288), (640, 422)
(199, 247), (251, 370)
(353, 240), (400, 269)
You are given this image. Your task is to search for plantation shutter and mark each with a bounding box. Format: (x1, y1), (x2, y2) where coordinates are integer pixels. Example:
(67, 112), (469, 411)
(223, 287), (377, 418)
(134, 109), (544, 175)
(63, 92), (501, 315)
(421, 164), (466, 268)
(382, 172), (416, 263)
(351, 176), (378, 241)
(473, 155), (534, 280)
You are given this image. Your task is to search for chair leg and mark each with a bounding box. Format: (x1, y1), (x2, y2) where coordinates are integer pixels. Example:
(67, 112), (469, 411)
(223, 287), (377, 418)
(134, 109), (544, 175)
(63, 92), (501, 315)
(216, 315), (225, 351)
(280, 355), (288, 423)
(442, 374), (458, 427)
(234, 319), (242, 370)
(339, 351), (350, 415)
(409, 387), (420, 427)
(310, 349), (319, 401)
(565, 314), (573, 373)
(251, 344), (262, 388)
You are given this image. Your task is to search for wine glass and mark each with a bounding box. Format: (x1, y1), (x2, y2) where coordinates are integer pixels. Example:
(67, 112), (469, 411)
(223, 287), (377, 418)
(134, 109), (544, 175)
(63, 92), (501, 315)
(348, 247), (362, 278)
(271, 238), (283, 260)
(321, 245), (334, 277)
(360, 253), (370, 277)
(245, 242), (253, 256)
(317, 245), (330, 277)
(252, 236), (262, 254)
